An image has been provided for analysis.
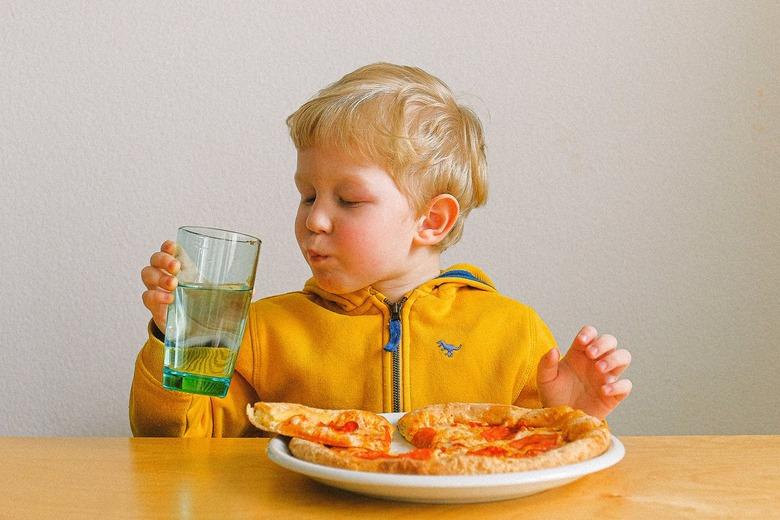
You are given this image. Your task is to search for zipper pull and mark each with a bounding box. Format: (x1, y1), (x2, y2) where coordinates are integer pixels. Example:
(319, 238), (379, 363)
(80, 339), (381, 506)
(383, 297), (406, 353)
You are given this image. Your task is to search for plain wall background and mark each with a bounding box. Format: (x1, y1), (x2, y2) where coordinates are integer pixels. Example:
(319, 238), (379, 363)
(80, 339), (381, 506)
(1, 2), (778, 436)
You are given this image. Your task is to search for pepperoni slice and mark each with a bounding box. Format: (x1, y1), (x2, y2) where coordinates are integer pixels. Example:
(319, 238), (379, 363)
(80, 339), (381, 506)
(509, 433), (560, 450)
(468, 445), (509, 457)
(411, 427), (437, 448)
(481, 426), (511, 441)
(329, 420), (359, 433)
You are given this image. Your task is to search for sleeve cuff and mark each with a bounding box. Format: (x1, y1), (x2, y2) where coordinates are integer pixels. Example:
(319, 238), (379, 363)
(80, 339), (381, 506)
(150, 320), (165, 342)
(140, 320), (166, 383)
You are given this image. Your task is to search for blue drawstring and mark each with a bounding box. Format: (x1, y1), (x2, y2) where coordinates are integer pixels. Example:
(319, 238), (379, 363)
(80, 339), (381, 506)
(436, 269), (491, 286)
(384, 318), (401, 353)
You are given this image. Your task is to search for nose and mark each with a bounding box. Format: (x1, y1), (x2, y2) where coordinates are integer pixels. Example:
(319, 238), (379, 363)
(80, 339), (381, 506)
(305, 200), (333, 234)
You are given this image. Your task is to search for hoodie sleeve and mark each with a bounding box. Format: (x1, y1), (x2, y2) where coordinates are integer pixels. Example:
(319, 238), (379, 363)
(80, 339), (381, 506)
(513, 307), (557, 408)
(128, 318), (260, 437)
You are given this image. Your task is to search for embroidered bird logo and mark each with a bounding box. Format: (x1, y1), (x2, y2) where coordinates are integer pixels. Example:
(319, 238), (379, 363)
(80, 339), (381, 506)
(437, 340), (462, 358)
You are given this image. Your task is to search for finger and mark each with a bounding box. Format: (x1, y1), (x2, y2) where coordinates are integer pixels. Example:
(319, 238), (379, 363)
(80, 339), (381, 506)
(142, 289), (174, 311)
(160, 240), (178, 255)
(604, 364), (630, 384)
(570, 325), (598, 351)
(141, 266), (162, 290)
(602, 379), (632, 400)
(141, 266), (178, 291)
(595, 349), (631, 375)
(586, 334), (618, 360)
(150, 251), (181, 275)
(536, 348), (560, 384)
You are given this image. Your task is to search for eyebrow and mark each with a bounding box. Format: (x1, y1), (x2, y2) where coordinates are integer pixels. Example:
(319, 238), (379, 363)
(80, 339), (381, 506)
(339, 178), (370, 189)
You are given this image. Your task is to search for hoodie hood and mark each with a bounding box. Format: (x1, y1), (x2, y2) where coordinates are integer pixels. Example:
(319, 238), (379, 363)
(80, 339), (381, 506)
(302, 263), (496, 313)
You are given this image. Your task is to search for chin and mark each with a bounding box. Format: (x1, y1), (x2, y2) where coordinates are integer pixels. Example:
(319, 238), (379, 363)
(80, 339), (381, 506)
(311, 272), (360, 295)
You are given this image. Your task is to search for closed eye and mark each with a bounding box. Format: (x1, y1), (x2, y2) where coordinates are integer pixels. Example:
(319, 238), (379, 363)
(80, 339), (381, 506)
(338, 198), (363, 208)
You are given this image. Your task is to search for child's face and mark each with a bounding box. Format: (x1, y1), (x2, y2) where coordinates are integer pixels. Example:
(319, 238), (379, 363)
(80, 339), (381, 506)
(294, 147), (421, 296)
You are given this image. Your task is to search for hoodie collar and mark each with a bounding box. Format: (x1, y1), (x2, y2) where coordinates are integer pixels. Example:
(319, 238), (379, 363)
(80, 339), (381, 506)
(302, 263), (496, 313)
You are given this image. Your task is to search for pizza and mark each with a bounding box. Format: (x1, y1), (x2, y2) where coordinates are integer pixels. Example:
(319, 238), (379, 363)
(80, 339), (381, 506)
(247, 402), (611, 475)
(246, 402), (393, 452)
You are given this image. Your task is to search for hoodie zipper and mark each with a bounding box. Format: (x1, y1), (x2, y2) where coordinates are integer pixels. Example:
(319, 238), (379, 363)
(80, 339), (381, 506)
(383, 296), (407, 413)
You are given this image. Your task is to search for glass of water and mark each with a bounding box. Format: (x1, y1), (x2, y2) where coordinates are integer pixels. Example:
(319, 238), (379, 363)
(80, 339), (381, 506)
(162, 226), (261, 398)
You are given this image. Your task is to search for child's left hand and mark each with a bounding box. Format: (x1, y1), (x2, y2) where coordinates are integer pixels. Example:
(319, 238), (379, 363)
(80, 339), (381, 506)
(536, 325), (632, 420)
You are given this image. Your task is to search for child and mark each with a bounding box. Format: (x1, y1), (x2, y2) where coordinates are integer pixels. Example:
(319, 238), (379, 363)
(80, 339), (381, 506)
(131, 63), (632, 437)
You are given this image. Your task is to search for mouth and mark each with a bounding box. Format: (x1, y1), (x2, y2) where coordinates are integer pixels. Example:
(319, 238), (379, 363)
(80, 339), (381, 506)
(307, 250), (329, 263)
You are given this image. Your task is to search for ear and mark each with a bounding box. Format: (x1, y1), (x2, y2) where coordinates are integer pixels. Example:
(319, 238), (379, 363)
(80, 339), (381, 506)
(413, 194), (460, 246)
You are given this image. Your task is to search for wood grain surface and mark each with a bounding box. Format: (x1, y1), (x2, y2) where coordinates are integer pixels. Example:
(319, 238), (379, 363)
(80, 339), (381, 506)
(1, 436), (777, 519)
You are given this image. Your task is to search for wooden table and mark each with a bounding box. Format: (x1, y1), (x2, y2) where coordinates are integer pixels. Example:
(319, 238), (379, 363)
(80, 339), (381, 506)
(1, 436), (777, 519)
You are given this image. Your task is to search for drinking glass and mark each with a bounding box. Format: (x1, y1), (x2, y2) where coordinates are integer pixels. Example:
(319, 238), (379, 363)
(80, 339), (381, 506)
(162, 226), (260, 397)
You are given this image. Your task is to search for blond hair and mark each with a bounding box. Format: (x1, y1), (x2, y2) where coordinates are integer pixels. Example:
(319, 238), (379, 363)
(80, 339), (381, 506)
(286, 62), (487, 250)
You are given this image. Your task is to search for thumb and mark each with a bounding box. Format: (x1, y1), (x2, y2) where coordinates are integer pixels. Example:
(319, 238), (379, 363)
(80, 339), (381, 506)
(537, 348), (560, 385)
(175, 245), (202, 284)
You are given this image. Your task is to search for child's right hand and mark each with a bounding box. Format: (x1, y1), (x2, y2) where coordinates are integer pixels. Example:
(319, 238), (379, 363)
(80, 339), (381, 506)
(141, 240), (181, 332)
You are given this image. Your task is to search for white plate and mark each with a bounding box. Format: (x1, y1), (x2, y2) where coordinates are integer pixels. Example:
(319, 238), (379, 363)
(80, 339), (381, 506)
(266, 412), (625, 504)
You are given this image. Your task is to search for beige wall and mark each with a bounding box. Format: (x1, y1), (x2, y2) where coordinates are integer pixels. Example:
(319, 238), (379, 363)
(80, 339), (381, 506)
(1, 2), (778, 436)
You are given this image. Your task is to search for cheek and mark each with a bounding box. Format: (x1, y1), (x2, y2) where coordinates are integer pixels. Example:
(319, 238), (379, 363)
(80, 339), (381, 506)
(332, 226), (383, 269)
(294, 208), (307, 242)
(335, 224), (373, 250)
(337, 220), (399, 263)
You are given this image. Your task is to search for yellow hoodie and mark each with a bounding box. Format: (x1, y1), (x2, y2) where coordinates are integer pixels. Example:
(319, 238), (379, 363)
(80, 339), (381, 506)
(129, 264), (557, 437)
